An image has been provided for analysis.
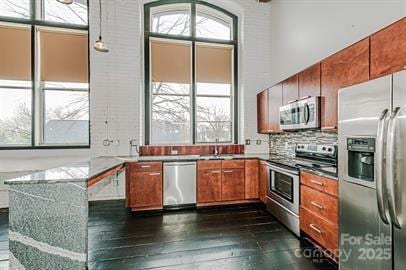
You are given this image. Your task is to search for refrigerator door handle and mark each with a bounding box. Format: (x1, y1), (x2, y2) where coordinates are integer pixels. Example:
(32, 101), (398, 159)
(376, 108), (390, 224)
(386, 107), (401, 229)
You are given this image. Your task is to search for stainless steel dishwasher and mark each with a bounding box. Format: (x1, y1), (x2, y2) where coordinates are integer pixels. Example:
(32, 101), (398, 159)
(163, 162), (196, 208)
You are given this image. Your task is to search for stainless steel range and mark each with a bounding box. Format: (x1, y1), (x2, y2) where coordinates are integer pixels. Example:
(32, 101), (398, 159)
(266, 143), (337, 236)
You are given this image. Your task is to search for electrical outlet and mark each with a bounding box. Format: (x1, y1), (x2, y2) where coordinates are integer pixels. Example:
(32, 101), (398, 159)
(245, 139), (251, 145)
(256, 140), (262, 145)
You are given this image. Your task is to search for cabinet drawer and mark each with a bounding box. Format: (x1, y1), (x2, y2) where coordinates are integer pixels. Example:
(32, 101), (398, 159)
(198, 160), (222, 170)
(300, 207), (338, 252)
(222, 160), (245, 169)
(300, 171), (338, 197)
(301, 185), (338, 224)
(130, 162), (162, 172)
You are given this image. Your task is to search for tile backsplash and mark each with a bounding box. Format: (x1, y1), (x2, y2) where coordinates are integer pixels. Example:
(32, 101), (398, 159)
(269, 130), (338, 157)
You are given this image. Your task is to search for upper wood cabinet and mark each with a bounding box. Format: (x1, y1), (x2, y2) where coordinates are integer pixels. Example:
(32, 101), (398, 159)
(268, 83), (283, 133)
(257, 89), (270, 133)
(299, 63), (321, 98)
(321, 39), (370, 129)
(282, 74), (299, 105)
(245, 159), (259, 199)
(370, 19), (406, 79)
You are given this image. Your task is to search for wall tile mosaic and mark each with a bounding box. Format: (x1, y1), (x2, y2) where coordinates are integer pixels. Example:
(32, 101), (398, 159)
(269, 130), (338, 157)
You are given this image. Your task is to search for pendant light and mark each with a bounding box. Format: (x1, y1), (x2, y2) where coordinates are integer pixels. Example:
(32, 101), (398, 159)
(56, 0), (74, 4)
(94, 0), (109, 53)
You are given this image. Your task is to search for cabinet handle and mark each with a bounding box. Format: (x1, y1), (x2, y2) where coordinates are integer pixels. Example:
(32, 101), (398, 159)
(210, 170), (221, 174)
(223, 170), (233, 173)
(149, 173), (160, 176)
(310, 179), (324, 186)
(309, 224), (323, 234)
(310, 201), (324, 210)
(142, 165), (152, 168)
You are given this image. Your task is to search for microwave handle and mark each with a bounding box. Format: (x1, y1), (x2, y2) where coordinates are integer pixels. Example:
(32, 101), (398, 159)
(304, 103), (310, 125)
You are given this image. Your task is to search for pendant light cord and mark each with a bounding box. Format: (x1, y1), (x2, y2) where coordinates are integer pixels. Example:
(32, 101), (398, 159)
(99, 0), (102, 39)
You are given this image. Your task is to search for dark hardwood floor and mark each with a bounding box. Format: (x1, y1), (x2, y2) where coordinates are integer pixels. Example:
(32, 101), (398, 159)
(0, 201), (337, 270)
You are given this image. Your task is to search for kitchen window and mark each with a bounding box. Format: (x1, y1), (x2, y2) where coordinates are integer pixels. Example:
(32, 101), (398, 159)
(0, 0), (89, 149)
(145, 1), (238, 145)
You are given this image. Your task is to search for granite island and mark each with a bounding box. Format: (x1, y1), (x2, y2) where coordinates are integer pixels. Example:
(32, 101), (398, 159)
(5, 157), (125, 270)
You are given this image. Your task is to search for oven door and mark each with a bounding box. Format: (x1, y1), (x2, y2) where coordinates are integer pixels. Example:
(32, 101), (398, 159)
(267, 164), (299, 215)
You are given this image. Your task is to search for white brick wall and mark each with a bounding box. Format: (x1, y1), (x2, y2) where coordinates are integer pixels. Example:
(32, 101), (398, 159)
(0, 0), (273, 207)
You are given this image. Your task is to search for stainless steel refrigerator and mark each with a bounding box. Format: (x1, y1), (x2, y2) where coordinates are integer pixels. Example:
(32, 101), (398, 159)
(338, 70), (406, 269)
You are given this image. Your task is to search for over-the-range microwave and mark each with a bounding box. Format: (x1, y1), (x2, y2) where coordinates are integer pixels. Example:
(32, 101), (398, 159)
(279, 96), (321, 130)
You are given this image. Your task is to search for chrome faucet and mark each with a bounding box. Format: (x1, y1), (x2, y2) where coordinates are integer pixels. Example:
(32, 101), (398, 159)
(214, 138), (219, 156)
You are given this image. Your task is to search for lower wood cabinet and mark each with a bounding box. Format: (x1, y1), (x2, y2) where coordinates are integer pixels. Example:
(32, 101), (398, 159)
(259, 161), (268, 203)
(126, 162), (163, 210)
(197, 160), (249, 204)
(300, 206), (338, 253)
(197, 169), (222, 203)
(300, 171), (338, 260)
(222, 168), (245, 201)
(245, 159), (259, 199)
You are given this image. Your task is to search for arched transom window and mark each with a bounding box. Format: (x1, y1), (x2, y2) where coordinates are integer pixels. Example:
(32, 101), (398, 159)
(145, 0), (238, 145)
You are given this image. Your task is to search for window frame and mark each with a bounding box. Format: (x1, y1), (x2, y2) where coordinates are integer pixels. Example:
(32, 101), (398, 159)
(144, 0), (239, 145)
(0, 0), (89, 150)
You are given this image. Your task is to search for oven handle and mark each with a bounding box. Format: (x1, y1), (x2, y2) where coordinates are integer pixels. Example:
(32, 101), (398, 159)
(268, 164), (299, 176)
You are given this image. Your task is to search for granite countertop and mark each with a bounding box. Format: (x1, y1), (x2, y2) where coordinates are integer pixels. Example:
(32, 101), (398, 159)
(5, 153), (337, 185)
(4, 154), (269, 185)
(5, 157), (125, 185)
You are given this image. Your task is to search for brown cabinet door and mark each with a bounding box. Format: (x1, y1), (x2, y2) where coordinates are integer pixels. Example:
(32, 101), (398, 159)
(300, 207), (338, 254)
(259, 161), (268, 203)
(129, 170), (162, 208)
(370, 19), (406, 79)
(268, 83), (283, 133)
(197, 169), (222, 203)
(282, 74), (299, 105)
(222, 168), (245, 201)
(257, 90), (270, 133)
(299, 63), (321, 98)
(321, 39), (369, 129)
(245, 159), (259, 199)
